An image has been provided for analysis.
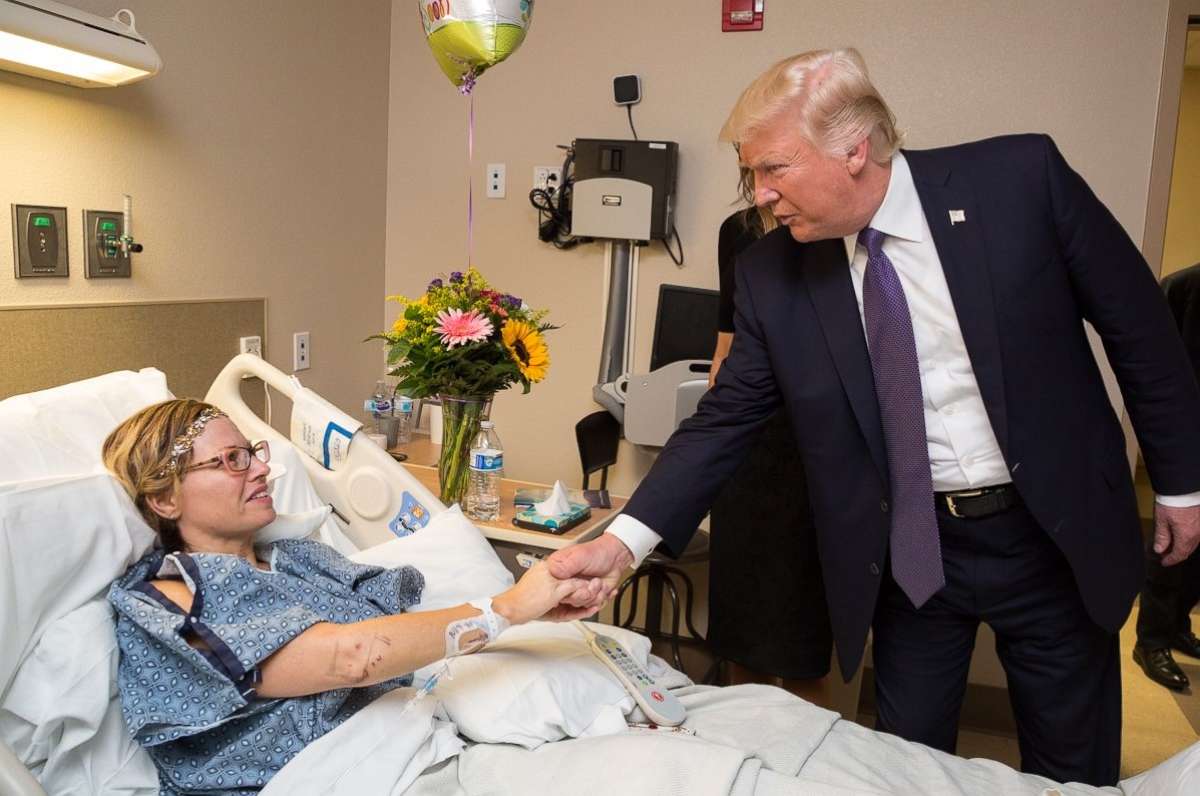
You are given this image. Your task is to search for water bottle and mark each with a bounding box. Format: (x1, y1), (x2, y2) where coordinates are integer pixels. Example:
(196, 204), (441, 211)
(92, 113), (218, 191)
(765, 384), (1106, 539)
(467, 420), (503, 521)
(364, 381), (399, 446)
(393, 394), (413, 445)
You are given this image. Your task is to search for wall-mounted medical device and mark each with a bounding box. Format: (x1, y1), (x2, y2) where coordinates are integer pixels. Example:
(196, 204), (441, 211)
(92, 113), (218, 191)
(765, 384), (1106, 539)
(11, 203), (67, 277)
(83, 194), (143, 278)
(570, 138), (677, 243)
(0, 0), (162, 88)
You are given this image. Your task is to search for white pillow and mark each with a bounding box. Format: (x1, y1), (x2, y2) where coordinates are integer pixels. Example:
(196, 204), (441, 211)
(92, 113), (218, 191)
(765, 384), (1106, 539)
(0, 474), (155, 696)
(350, 504), (514, 610)
(426, 621), (654, 748)
(0, 369), (171, 485)
(0, 601), (157, 795)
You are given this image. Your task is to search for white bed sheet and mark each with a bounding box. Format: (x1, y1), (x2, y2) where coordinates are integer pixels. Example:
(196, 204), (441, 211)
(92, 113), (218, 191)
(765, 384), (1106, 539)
(267, 648), (1192, 796)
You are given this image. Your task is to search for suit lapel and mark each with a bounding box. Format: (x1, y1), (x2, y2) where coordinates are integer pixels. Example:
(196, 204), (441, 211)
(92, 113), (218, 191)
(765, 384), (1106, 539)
(908, 155), (1010, 456)
(801, 238), (889, 484)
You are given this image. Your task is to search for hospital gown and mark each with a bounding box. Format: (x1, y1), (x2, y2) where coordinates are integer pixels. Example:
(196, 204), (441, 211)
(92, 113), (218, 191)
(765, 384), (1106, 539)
(108, 539), (425, 795)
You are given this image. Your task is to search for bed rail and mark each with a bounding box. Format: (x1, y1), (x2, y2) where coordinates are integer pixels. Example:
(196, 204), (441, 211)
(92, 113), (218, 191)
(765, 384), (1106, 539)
(205, 354), (445, 550)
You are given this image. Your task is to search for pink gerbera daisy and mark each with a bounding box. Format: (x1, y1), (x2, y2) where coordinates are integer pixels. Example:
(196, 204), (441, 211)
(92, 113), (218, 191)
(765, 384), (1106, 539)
(435, 308), (493, 348)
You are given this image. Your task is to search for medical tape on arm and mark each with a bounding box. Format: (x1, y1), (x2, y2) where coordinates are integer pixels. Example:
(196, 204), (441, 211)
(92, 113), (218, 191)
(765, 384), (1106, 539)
(444, 596), (511, 658)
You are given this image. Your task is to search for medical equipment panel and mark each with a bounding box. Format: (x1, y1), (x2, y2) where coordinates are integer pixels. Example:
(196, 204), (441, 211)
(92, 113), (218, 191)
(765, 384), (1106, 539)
(11, 204), (67, 278)
(570, 138), (677, 242)
(83, 209), (130, 278)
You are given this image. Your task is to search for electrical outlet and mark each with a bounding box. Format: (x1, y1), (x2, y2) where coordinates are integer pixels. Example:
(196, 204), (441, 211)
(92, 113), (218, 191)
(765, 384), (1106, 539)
(293, 331), (310, 371)
(239, 336), (262, 358)
(533, 166), (562, 196)
(486, 163), (506, 198)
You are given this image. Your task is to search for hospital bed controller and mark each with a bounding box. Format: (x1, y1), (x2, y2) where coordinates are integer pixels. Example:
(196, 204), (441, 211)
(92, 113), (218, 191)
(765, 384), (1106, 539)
(576, 621), (686, 726)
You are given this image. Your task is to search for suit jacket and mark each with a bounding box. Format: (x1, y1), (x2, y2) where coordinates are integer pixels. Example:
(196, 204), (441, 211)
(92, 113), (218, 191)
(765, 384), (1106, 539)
(1162, 263), (1200, 379)
(624, 134), (1200, 681)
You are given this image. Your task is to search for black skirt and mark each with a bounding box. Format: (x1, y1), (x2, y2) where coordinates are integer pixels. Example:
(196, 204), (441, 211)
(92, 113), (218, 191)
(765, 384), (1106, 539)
(707, 410), (833, 679)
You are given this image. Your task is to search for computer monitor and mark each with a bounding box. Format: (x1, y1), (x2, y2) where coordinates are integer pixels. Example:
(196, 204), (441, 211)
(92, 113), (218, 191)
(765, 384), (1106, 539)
(649, 284), (721, 372)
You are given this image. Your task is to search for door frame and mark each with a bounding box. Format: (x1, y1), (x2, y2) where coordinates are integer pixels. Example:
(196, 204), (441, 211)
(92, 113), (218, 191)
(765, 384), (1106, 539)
(1143, 0), (1200, 277)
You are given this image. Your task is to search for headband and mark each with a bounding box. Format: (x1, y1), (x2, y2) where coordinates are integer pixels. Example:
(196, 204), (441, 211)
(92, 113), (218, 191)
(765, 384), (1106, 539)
(154, 407), (227, 478)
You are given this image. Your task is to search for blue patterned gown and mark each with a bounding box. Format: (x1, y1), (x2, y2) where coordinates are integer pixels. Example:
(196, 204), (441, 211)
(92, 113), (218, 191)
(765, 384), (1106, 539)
(108, 539), (425, 795)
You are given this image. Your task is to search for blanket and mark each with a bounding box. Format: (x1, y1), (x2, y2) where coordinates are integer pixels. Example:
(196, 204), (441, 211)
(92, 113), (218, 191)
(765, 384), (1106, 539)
(266, 668), (1177, 795)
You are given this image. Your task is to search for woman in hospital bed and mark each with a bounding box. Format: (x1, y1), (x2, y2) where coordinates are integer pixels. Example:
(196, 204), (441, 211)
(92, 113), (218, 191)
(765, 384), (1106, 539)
(101, 398), (598, 795)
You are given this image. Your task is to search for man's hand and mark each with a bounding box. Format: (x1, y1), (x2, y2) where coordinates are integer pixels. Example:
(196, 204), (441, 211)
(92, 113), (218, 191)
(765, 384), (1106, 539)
(541, 534), (635, 621)
(1154, 503), (1200, 566)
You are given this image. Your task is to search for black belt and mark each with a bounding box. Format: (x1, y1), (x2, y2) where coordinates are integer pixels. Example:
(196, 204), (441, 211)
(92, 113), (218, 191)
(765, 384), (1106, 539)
(934, 484), (1018, 519)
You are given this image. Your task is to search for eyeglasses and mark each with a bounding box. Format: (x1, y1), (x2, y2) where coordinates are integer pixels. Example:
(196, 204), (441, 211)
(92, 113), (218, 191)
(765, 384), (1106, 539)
(182, 440), (270, 475)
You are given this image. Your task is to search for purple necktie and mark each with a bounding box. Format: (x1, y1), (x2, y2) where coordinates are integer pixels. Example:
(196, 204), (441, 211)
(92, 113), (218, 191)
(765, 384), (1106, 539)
(859, 227), (945, 608)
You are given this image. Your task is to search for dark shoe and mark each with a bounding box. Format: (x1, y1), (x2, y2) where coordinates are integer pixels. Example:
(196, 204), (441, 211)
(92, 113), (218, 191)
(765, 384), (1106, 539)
(1173, 631), (1200, 660)
(1134, 645), (1190, 691)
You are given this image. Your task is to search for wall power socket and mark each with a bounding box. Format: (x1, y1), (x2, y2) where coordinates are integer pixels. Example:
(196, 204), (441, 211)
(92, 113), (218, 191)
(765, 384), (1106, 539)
(239, 336), (262, 358)
(293, 331), (311, 372)
(533, 166), (562, 195)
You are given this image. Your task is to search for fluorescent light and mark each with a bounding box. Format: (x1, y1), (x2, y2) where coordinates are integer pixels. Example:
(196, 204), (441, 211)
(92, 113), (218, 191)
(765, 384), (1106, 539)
(0, 29), (148, 86)
(0, 1), (161, 88)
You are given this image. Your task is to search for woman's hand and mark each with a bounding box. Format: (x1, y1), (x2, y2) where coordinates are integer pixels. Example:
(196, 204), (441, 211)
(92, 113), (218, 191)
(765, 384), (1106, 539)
(493, 561), (599, 625)
(709, 332), (734, 389)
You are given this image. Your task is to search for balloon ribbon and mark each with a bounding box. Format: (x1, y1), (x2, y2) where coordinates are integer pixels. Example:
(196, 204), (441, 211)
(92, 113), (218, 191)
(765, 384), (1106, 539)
(461, 72), (476, 268)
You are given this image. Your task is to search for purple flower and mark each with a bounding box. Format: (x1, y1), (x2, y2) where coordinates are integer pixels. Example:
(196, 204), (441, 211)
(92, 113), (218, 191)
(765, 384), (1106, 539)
(428, 278), (443, 289)
(505, 294), (521, 307)
(450, 271), (464, 284)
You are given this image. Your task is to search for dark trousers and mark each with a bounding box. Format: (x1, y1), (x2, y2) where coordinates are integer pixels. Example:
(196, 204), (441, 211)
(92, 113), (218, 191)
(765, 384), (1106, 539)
(1136, 529), (1200, 649)
(871, 501), (1121, 787)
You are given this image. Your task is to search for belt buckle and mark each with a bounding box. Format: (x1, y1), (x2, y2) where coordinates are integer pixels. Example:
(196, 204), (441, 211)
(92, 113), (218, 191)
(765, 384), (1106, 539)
(945, 488), (985, 518)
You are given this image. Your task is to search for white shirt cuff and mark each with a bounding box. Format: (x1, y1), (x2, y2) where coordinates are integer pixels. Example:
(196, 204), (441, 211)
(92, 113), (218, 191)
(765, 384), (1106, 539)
(605, 514), (662, 568)
(1155, 491), (1200, 508)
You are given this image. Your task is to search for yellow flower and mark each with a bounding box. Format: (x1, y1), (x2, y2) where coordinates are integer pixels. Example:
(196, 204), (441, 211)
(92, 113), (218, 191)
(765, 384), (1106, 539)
(502, 320), (549, 382)
(391, 314), (407, 335)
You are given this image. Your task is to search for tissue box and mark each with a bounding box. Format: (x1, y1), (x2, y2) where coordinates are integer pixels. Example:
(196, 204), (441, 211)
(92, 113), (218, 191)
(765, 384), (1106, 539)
(512, 502), (592, 534)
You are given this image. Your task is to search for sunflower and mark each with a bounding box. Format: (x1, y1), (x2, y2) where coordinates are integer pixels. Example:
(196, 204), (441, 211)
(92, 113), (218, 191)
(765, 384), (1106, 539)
(502, 320), (550, 382)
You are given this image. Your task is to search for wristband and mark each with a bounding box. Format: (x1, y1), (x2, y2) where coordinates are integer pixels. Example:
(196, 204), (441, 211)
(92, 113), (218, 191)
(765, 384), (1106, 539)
(468, 596), (511, 638)
(444, 596), (511, 658)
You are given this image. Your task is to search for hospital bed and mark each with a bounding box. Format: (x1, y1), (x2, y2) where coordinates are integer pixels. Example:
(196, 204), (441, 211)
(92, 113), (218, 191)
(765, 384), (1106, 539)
(1, 356), (1197, 795)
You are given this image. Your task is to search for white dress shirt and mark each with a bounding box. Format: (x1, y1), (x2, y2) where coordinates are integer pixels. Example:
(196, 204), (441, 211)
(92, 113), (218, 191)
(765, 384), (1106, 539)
(608, 153), (1197, 566)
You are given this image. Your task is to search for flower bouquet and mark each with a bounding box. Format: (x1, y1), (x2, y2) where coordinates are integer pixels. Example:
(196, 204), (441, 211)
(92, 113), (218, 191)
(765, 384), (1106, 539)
(369, 268), (553, 507)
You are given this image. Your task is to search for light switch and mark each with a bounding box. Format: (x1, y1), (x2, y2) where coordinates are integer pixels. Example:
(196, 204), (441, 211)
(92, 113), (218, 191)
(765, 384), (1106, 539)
(83, 209), (130, 278)
(12, 204), (68, 278)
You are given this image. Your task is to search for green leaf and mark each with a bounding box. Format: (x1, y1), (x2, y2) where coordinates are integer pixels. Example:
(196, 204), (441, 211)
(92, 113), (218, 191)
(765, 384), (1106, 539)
(387, 342), (411, 364)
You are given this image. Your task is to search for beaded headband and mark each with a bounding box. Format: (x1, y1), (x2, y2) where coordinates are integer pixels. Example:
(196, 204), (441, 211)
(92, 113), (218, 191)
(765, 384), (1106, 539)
(155, 407), (228, 478)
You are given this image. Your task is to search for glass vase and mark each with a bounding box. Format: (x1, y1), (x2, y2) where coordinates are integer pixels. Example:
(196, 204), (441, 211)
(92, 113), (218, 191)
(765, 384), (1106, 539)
(436, 394), (492, 508)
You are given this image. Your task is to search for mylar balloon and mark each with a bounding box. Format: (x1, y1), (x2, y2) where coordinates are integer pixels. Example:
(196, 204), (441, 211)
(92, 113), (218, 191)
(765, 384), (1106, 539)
(419, 0), (534, 91)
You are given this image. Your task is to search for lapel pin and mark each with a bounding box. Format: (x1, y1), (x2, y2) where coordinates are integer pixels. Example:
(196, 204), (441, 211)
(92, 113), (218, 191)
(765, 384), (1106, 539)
(949, 209), (966, 225)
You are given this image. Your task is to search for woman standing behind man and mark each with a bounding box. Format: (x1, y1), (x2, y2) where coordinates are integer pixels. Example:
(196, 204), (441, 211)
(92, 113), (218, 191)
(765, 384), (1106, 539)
(706, 171), (834, 706)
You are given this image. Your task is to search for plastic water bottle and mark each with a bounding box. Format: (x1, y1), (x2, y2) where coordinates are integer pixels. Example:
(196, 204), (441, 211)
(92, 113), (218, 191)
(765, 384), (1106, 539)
(467, 420), (503, 521)
(364, 381), (392, 431)
(393, 394), (413, 445)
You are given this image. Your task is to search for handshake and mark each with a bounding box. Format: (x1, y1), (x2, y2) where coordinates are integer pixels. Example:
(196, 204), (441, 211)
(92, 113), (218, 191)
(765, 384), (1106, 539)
(495, 535), (635, 624)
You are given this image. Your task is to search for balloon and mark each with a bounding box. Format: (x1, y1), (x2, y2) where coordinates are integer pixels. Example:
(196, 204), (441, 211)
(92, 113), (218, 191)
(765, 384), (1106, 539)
(418, 0), (534, 91)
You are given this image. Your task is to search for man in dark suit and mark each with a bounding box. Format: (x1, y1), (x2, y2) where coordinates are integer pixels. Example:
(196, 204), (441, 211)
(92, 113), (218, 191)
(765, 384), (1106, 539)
(549, 48), (1200, 785)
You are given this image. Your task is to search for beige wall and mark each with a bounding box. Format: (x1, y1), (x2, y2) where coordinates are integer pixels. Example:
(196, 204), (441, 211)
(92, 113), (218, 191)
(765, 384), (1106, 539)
(1162, 67), (1200, 277)
(387, 0), (1169, 493)
(0, 0), (392, 419)
(386, 0), (1173, 692)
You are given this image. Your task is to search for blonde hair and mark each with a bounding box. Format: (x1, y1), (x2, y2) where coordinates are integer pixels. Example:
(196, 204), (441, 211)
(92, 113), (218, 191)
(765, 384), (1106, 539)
(720, 48), (901, 165)
(102, 399), (218, 552)
(736, 165), (779, 233)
